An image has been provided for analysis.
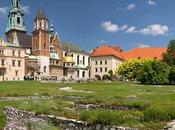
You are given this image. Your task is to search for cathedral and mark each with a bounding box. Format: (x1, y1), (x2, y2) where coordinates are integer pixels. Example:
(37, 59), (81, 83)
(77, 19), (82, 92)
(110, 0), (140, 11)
(0, 0), (90, 81)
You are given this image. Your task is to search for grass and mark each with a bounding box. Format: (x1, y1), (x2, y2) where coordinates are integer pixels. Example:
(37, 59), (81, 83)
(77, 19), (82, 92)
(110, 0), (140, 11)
(0, 81), (175, 129)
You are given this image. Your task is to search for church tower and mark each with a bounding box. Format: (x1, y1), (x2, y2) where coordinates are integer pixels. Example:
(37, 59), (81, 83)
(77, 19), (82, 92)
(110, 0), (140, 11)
(5, 0), (26, 44)
(32, 7), (50, 76)
(32, 8), (50, 56)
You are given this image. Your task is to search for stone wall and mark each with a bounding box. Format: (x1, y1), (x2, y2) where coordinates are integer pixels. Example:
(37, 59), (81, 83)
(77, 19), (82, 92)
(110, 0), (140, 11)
(4, 107), (138, 130)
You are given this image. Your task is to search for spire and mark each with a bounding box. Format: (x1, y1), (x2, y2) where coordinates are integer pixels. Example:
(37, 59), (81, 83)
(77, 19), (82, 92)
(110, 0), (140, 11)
(34, 7), (48, 21)
(6, 0), (26, 33)
(50, 20), (54, 36)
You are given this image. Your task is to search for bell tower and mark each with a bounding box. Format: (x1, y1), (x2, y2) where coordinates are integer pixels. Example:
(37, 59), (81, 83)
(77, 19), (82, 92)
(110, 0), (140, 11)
(32, 8), (50, 57)
(32, 7), (50, 76)
(5, 0), (26, 44)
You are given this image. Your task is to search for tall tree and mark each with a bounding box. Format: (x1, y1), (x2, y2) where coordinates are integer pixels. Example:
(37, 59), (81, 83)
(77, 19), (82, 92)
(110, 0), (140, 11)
(163, 40), (175, 66)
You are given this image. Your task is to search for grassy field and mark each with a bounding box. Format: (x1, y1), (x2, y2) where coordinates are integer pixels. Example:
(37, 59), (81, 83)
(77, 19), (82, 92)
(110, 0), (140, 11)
(0, 81), (175, 130)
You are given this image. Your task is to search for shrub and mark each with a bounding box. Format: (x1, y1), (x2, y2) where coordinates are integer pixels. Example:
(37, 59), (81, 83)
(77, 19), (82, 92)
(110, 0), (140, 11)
(137, 60), (170, 84)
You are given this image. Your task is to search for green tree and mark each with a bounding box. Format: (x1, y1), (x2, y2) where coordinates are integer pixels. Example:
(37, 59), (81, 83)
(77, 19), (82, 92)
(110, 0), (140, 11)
(117, 59), (143, 81)
(108, 70), (113, 81)
(163, 40), (175, 66)
(169, 66), (175, 84)
(137, 60), (170, 84)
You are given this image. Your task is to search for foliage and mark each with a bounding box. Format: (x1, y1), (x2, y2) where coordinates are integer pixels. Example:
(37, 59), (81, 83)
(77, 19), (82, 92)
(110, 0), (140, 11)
(163, 40), (175, 66)
(137, 60), (170, 84)
(117, 59), (143, 81)
(108, 70), (114, 80)
(168, 66), (175, 84)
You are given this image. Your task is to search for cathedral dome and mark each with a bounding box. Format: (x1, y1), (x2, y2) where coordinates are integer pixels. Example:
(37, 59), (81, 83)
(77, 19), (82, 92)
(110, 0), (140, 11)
(63, 56), (75, 63)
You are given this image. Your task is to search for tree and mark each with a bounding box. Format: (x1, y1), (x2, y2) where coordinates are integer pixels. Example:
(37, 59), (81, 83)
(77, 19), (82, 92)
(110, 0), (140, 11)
(108, 70), (113, 81)
(163, 40), (175, 66)
(168, 66), (175, 84)
(117, 59), (143, 81)
(137, 60), (170, 84)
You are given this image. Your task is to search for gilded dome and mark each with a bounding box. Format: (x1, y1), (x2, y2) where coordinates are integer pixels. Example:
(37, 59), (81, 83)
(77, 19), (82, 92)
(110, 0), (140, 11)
(63, 56), (75, 63)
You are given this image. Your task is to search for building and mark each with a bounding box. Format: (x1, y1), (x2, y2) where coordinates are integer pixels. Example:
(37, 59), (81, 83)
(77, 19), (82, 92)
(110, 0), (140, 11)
(91, 45), (123, 80)
(90, 45), (167, 80)
(0, 38), (25, 81)
(1, 0), (90, 81)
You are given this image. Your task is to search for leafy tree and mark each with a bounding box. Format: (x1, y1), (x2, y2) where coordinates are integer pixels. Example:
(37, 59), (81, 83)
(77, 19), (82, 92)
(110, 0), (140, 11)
(163, 40), (175, 66)
(108, 70), (113, 81)
(137, 60), (170, 84)
(117, 59), (143, 81)
(169, 66), (175, 84)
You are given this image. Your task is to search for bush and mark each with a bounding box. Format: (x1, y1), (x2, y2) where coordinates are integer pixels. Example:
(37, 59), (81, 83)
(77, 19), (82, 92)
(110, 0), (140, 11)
(169, 66), (175, 84)
(137, 60), (170, 84)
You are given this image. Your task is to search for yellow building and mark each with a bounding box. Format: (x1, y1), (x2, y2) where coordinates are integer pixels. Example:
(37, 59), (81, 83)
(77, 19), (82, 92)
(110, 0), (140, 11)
(0, 38), (26, 81)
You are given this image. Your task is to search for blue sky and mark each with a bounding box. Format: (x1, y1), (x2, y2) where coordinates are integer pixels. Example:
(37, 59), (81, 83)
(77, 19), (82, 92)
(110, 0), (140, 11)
(0, 0), (175, 51)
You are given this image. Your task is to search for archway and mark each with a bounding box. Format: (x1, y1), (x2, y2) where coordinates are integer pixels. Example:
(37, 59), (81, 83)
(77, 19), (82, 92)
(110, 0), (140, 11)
(95, 75), (101, 80)
(102, 74), (110, 80)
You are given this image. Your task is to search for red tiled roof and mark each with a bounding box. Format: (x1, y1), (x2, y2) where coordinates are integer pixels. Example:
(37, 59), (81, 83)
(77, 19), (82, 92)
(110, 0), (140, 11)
(91, 45), (123, 60)
(91, 45), (167, 60)
(122, 47), (167, 60)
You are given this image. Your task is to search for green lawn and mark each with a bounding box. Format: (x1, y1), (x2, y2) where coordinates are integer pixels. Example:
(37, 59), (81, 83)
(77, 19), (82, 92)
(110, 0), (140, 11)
(0, 81), (175, 130)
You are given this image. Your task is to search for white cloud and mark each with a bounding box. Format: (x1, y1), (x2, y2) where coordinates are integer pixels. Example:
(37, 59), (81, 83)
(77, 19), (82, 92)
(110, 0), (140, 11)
(97, 40), (108, 44)
(0, 7), (8, 17)
(126, 4), (136, 10)
(140, 24), (168, 36)
(120, 25), (128, 31)
(21, 6), (30, 14)
(148, 0), (157, 6)
(126, 26), (137, 33)
(101, 21), (119, 33)
(137, 43), (150, 48)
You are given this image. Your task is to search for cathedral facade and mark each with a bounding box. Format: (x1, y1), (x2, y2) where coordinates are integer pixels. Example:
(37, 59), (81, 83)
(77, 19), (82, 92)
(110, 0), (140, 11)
(0, 0), (90, 81)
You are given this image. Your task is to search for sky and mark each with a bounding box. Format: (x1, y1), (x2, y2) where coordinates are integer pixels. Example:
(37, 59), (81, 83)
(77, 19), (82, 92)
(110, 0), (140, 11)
(0, 0), (175, 51)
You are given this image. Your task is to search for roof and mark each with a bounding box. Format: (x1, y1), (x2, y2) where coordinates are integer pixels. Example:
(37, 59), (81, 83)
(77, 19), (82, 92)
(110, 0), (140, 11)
(16, 32), (32, 48)
(91, 45), (124, 60)
(122, 47), (167, 60)
(61, 41), (89, 55)
(35, 8), (48, 20)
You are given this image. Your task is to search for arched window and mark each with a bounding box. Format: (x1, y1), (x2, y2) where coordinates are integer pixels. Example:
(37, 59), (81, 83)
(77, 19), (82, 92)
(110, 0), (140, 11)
(44, 44), (46, 49)
(82, 71), (85, 78)
(83, 56), (85, 65)
(77, 70), (79, 77)
(17, 17), (20, 24)
(77, 55), (79, 65)
(44, 66), (47, 73)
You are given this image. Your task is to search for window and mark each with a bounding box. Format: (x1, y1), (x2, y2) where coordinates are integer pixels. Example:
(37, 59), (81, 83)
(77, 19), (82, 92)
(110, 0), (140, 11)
(105, 60), (107, 65)
(1, 59), (5, 66)
(105, 67), (107, 72)
(0, 50), (4, 55)
(39, 21), (42, 28)
(17, 17), (20, 24)
(77, 55), (79, 65)
(12, 51), (15, 56)
(71, 54), (73, 57)
(18, 61), (21, 67)
(83, 56), (85, 65)
(100, 68), (103, 72)
(44, 66), (47, 73)
(44, 44), (46, 49)
(15, 70), (18, 77)
(10, 18), (12, 25)
(18, 51), (21, 57)
(0, 68), (6, 76)
(116, 62), (118, 66)
(95, 61), (98, 65)
(82, 71), (85, 78)
(88, 57), (90, 65)
(95, 68), (98, 72)
(100, 61), (102, 65)
(77, 70), (79, 77)
(16, 1), (19, 7)
(12, 60), (15, 66)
